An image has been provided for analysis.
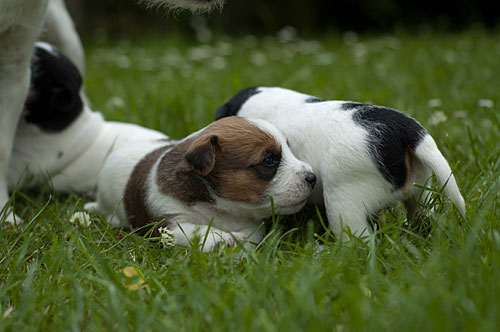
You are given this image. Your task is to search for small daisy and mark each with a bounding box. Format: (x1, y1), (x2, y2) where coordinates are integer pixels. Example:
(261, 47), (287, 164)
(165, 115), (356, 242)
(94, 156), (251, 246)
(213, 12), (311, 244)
(429, 111), (448, 126)
(158, 227), (177, 247)
(69, 211), (91, 227)
(427, 98), (442, 108)
(478, 99), (494, 108)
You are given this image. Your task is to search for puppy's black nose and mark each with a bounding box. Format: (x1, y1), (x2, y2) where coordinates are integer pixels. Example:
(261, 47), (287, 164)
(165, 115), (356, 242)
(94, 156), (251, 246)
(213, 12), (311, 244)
(305, 172), (316, 188)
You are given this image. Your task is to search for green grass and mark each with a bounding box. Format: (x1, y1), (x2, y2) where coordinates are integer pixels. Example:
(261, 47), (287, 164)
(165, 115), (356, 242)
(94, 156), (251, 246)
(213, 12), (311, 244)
(1, 29), (500, 331)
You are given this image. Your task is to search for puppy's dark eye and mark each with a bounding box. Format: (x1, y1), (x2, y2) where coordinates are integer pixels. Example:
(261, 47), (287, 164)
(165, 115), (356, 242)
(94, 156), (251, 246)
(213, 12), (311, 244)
(262, 154), (279, 167)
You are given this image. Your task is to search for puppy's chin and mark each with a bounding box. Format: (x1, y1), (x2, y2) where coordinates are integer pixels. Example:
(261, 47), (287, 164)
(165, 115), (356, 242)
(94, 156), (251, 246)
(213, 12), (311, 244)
(270, 199), (308, 216)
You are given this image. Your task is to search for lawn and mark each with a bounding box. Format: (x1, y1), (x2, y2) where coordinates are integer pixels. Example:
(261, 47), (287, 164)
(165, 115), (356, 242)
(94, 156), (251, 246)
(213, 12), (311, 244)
(1, 29), (500, 331)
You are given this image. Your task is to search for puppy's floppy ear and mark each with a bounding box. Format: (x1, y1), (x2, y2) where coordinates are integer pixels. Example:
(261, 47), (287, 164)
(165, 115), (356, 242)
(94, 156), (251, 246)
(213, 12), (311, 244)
(184, 135), (220, 176)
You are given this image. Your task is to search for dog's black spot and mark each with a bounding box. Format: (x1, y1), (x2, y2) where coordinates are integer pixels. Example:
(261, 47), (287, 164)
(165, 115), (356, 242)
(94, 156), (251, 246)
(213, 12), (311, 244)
(57, 151), (63, 159)
(305, 96), (324, 103)
(342, 102), (427, 188)
(24, 44), (83, 133)
(215, 87), (261, 120)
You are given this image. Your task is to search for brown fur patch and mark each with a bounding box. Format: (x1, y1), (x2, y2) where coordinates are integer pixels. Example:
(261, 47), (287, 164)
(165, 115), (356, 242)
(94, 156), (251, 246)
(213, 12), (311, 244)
(156, 137), (216, 205)
(157, 117), (281, 205)
(404, 145), (416, 188)
(123, 145), (172, 230)
(26, 87), (37, 105)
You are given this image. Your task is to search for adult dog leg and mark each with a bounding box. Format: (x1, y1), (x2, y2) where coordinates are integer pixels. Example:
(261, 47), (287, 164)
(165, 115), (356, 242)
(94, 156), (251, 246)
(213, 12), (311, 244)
(42, 0), (85, 74)
(0, 1), (48, 223)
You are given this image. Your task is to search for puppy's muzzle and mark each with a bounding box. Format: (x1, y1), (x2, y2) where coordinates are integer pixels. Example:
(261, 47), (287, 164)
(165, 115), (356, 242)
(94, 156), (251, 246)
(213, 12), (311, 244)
(305, 172), (317, 188)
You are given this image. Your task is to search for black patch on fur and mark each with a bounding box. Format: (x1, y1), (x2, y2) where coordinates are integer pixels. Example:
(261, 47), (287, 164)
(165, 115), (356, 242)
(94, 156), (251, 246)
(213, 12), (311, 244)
(305, 96), (324, 103)
(25, 44), (83, 132)
(342, 102), (427, 188)
(215, 87), (261, 120)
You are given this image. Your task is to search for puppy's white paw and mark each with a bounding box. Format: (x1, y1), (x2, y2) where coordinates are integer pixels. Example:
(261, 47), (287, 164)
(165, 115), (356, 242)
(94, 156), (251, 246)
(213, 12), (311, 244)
(83, 202), (99, 212)
(2, 211), (23, 225)
(200, 231), (246, 252)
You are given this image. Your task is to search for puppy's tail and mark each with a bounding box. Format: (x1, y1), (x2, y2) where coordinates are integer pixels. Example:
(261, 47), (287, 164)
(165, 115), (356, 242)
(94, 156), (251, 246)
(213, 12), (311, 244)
(414, 134), (466, 215)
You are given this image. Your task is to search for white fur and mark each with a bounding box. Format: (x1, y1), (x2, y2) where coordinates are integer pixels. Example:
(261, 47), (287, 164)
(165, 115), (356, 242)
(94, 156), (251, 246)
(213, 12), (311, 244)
(248, 118), (314, 214)
(0, 0), (49, 223)
(10, 104), (167, 196)
(229, 87), (466, 237)
(88, 119), (314, 251)
(42, 0), (85, 74)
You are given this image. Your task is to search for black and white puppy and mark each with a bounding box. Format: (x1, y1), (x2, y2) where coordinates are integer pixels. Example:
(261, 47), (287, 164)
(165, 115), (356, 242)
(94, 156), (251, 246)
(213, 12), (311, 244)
(216, 87), (466, 238)
(9, 42), (166, 195)
(85, 116), (317, 251)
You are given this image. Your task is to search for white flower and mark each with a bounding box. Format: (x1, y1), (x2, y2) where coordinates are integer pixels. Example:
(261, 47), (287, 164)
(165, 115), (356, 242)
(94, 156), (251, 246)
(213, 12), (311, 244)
(107, 96), (126, 109)
(482, 119), (492, 129)
(196, 28), (212, 44)
(427, 98), (442, 108)
(343, 31), (358, 45)
(69, 212), (91, 227)
(158, 227), (177, 247)
(353, 44), (367, 58)
(478, 99), (494, 108)
(115, 55), (131, 69)
(276, 26), (297, 43)
(211, 56), (227, 70)
(187, 45), (213, 61)
(296, 40), (321, 54)
(315, 53), (334, 66)
(250, 52), (267, 66)
(216, 41), (233, 56)
(429, 111), (448, 126)
(242, 35), (257, 48)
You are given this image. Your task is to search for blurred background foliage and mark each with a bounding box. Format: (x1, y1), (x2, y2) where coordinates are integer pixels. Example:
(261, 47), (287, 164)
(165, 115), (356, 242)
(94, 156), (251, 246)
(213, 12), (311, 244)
(67, 0), (500, 40)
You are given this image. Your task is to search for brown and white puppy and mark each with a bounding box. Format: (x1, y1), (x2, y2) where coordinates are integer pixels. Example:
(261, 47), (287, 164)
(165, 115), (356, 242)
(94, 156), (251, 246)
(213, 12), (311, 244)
(85, 116), (316, 251)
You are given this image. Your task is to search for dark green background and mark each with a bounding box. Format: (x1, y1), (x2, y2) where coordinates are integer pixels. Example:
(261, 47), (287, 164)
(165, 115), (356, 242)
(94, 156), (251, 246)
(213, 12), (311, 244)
(68, 0), (500, 38)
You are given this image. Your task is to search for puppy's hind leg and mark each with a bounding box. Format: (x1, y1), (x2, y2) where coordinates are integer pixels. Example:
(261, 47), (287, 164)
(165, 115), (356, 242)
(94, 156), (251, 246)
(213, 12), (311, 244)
(323, 185), (374, 240)
(403, 167), (434, 229)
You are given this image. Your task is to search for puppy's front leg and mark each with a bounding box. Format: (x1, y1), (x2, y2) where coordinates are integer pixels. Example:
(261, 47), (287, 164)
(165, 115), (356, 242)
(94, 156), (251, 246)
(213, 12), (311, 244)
(170, 222), (246, 252)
